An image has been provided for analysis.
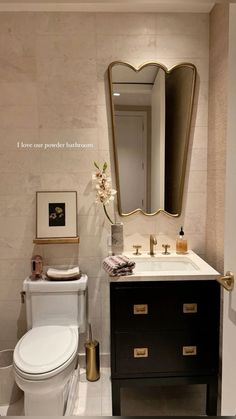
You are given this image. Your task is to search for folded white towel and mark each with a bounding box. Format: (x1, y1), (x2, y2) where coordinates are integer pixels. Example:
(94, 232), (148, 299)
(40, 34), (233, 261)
(46, 266), (80, 279)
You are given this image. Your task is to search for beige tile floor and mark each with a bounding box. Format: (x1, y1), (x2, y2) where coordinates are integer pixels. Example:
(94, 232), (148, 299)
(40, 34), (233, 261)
(0, 367), (207, 416)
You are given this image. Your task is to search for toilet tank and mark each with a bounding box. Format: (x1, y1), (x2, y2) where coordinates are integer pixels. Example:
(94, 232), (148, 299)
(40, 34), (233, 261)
(23, 274), (88, 333)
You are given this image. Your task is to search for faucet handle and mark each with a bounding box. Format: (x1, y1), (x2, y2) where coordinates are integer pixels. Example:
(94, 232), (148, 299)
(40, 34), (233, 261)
(162, 244), (171, 255)
(133, 245), (142, 255)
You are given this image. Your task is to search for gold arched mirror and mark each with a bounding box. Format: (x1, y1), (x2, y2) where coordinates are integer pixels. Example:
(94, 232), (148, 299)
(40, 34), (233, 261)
(108, 61), (197, 217)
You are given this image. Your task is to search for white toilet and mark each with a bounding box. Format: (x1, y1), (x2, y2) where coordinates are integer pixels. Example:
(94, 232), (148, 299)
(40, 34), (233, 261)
(13, 275), (88, 416)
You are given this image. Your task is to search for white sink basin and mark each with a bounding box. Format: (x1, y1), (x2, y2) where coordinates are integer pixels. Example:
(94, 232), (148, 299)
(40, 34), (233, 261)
(134, 256), (199, 273)
(113, 250), (220, 282)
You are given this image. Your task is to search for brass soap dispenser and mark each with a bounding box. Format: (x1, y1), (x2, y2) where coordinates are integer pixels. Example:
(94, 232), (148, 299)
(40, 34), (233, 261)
(176, 226), (188, 254)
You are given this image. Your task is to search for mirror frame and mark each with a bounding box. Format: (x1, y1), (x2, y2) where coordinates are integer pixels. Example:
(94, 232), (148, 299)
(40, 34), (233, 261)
(108, 61), (197, 217)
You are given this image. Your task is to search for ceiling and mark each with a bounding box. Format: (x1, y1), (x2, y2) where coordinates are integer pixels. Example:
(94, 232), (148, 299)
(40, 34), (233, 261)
(0, 0), (216, 13)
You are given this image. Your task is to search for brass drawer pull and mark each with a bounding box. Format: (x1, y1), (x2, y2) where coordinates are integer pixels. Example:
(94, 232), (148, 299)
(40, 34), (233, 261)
(182, 346), (197, 356)
(134, 347), (149, 358)
(183, 303), (197, 313)
(133, 304), (148, 315)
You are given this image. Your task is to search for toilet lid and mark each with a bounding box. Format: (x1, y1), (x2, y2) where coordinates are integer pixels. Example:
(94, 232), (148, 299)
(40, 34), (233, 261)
(14, 325), (78, 374)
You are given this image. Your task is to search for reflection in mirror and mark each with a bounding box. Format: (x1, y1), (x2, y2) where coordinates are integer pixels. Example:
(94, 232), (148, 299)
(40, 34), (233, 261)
(108, 62), (196, 217)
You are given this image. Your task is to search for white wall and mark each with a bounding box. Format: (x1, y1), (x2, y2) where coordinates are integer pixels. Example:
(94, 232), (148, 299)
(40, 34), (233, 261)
(0, 12), (209, 353)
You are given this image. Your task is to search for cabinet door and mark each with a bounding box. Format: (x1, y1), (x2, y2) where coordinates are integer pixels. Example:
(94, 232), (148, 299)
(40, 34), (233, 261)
(111, 281), (220, 332)
(114, 329), (219, 376)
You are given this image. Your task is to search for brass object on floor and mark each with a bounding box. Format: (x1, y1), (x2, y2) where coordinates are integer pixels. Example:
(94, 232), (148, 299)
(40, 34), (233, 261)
(85, 324), (100, 381)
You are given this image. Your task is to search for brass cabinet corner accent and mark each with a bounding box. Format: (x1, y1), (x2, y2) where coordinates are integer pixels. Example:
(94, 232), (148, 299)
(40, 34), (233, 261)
(183, 303), (198, 313)
(134, 347), (149, 358)
(108, 60), (197, 217)
(182, 346), (197, 356)
(133, 304), (148, 315)
(216, 271), (234, 291)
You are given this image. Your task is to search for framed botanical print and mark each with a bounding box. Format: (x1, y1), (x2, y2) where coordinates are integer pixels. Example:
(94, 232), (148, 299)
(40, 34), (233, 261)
(36, 191), (77, 239)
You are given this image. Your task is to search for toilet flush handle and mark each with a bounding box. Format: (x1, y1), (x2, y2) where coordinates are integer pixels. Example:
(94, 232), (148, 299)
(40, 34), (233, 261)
(20, 291), (26, 304)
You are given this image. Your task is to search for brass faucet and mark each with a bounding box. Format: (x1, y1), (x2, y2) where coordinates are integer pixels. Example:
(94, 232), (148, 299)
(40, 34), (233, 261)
(150, 235), (157, 256)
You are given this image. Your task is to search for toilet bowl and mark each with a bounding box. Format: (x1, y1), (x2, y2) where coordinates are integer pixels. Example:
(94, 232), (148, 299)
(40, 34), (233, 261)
(13, 275), (88, 416)
(14, 325), (79, 416)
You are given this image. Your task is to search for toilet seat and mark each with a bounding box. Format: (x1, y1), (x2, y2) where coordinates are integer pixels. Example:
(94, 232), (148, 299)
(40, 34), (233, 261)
(14, 325), (78, 380)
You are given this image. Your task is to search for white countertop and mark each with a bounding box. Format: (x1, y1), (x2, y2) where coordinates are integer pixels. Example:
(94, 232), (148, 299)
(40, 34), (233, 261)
(108, 250), (220, 282)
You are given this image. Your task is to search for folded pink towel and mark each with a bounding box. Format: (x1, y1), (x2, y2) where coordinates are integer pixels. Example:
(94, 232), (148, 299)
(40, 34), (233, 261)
(103, 255), (135, 277)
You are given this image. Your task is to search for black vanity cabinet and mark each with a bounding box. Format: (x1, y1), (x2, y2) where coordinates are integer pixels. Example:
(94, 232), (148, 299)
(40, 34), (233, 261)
(110, 280), (220, 416)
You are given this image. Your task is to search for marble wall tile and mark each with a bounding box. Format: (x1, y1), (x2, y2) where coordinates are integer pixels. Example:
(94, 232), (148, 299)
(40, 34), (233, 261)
(40, 244), (79, 261)
(87, 276), (103, 306)
(0, 173), (41, 195)
(101, 317), (110, 353)
(0, 259), (30, 279)
(0, 301), (23, 340)
(0, 82), (37, 106)
(96, 34), (157, 63)
(36, 34), (96, 60)
(206, 4), (228, 272)
(79, 234), (107, 258)
(193, 98), (208, 127)
(0, 236), (35, 259)
(0, 195), (35, 217)
(0, 150), (41, 173)
(40, 172), (91, 193)
(95, 13), (156, 35)
(38, 80), (97, 106)
(38, 104), (97, 129)
(122, 215), (157, 236)
(58, 150), (99, 172)
(0, 56), (36, 81)
(42, 256), (79, 267)
(78, 215), (109, 238)
(198, 81), (209, 105)
(185, 192), (207, 218)
(37, 12), (95, 35)
(188, 170), (207, 193)
(0, 278), (25, 301)
(0, 12), (38, 36)
(0, 11), (210, 352)
(37, 57), (97, 82)
(155, 34), (209, 59)
(188, 234), (206, 255)
(189, 148), (207, 171)
(0, 105), (38, 129)
(38, 128), (98, 150)
(0, 33), (36, 58)
(155, 13), (209, 36)
(191, 126), (208, 149)
(80, 259), (104, 279)
(0, 216), (35, 238)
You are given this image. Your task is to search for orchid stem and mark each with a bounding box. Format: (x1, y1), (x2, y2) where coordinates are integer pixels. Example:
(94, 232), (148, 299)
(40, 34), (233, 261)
(103, 204), (114, 224)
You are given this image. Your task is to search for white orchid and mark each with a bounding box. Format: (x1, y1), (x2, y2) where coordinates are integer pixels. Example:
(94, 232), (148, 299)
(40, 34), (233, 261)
(92, 162), (117, 224)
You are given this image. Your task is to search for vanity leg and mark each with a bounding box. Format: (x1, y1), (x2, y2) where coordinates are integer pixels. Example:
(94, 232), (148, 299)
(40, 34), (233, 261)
(111, 379), (121, 416)
(206, 376), (218, 416)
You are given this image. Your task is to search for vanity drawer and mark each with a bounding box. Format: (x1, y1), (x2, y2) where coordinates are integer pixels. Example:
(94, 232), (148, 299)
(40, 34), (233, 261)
(111, 281), (219, 332)
(113, 329), (219, 376)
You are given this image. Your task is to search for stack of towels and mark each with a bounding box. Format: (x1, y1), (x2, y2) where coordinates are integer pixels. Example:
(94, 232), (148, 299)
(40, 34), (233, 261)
(103, 255), (135, 277)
